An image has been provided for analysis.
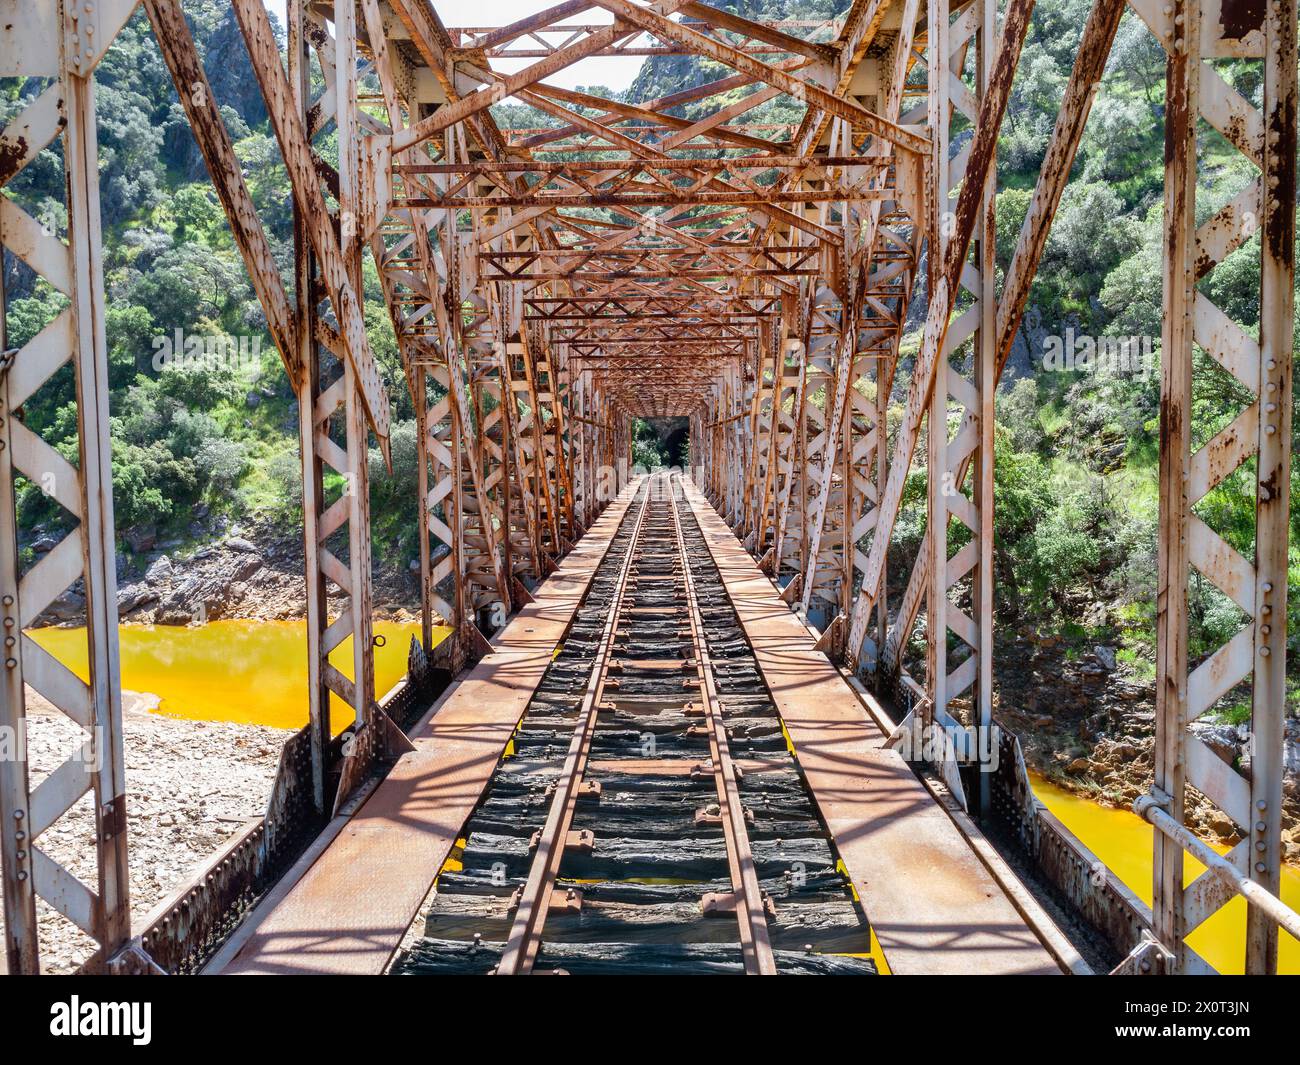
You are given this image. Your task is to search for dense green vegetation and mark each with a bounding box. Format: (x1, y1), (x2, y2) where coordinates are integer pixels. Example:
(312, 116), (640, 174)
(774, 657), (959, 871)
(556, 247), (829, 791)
(632, 420), (672, 470)
(2, 4), (418, 565)
(1, 1), (1296, 713)
(985, 0), (1300, 717)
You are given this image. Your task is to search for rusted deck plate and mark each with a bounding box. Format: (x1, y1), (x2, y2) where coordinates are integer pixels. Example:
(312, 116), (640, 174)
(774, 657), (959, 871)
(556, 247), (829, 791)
(680, 479), (1062, 976)
(213, 483), (641, 975)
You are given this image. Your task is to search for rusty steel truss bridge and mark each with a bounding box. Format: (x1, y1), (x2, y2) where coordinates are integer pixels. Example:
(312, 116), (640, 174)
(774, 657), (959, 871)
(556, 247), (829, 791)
(0, 0), (1298, 976)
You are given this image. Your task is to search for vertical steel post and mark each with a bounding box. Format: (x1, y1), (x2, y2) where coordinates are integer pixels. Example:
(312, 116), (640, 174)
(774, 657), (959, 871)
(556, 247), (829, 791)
(1245, 0), (1295, 974)
(1153, 0), (1198, 967)
(0, 0), (133, 971)
(288, 0), (330, 814)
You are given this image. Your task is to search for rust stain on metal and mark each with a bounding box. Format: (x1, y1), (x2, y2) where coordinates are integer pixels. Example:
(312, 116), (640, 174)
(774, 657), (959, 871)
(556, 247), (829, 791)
(1218, 0), (1265, 40)
(0, 137), (27, 186)
(1265, 106), (1297, 260)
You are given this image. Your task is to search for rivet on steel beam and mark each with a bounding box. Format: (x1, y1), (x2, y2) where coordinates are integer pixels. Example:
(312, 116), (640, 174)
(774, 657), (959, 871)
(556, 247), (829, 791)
(1257, 800), (1268, 811)
(2, 596), (12, 606)
(1256, 840), (1267, 852)
(1256, 862), (1267, 874)
(1260, 646), (1270, 657)
(5, 658), (15, 669)
(16, 870), (26, 881)
(12, 810), (22, 820)
(1257, 821), (1267, 832)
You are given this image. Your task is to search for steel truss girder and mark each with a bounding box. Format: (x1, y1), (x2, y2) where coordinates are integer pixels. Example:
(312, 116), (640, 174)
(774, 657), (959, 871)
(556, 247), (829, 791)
(1145, 0), (1296, 975)
(918, 0), (997, 815)
(0, 0), (134, 975)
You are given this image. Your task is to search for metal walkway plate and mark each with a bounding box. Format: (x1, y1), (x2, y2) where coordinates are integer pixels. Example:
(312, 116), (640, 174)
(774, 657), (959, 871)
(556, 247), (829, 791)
(209, 485), (640, 975)
(680, 479), (1064, 976)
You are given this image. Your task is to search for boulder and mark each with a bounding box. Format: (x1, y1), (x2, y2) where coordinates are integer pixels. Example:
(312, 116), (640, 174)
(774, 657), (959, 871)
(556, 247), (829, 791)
(231, 555), (263, 582)
(1207, 811), (1237, 840)
(145, 555), (173, 584)
(41, 588), (86, 623)
(1093, 645), (1117, 671)
(116, 583), (158, 613)
(126, 524), (157, 552)
(158, 579), (201, 621)
(1190, 722), (1241, 765)
(226, 537), (258, 554)
(154, 603), (196, 626)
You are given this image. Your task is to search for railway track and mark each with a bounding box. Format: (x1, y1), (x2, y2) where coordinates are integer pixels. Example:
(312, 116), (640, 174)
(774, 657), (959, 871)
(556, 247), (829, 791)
(393, 475), (876, 975)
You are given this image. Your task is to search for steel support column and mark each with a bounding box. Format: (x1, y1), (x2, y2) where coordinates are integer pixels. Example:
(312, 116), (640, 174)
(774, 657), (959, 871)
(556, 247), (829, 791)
(923, 0), (998, 813)
(0, 0), (135, 973)
(1143, 0), (1297, 974)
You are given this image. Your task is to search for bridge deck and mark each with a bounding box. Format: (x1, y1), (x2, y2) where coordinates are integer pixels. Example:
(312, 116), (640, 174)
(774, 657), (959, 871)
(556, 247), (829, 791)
(211, 478), (1063, 976)
(679, 478), (1063, 976)
(209, 486), (641, 976)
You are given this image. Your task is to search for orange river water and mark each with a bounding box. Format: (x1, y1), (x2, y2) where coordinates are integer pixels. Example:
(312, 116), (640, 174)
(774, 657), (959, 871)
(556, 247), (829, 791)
(1030, 773), (1299, 974)
(27, 619), (449, 732)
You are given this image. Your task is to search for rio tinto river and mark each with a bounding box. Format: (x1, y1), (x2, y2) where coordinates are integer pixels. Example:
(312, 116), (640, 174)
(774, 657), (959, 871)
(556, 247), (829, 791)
(28, 619), (448, 733)
(1031, 773), (1299, 975)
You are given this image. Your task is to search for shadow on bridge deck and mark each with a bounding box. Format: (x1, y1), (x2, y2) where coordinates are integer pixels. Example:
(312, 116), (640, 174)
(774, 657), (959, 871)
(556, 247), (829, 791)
(209, 477), (1069, 976)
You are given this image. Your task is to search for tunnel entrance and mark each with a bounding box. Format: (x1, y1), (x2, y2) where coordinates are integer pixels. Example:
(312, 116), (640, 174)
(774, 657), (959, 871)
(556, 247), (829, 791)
(647, 417), (690, 469)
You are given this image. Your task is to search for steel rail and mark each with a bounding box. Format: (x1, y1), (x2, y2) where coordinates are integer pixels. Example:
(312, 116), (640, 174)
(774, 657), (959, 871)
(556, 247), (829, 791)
(496, 485), (651, 974)
(668, 474), (777, 974)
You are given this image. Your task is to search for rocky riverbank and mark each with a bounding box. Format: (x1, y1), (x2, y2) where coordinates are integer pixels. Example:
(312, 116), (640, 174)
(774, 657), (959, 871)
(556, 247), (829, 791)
(992, 630), (1300, 862)
(0, 687), (290, 974)
(32, 520), (420, 627)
